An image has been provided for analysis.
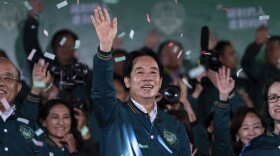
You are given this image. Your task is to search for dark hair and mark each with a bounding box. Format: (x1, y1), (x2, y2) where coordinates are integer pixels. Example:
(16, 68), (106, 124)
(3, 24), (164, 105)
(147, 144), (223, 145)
(113, 74), (128, 92)
(112, 49), (128, 58)
(0, 49), (8, 58)
(167, 110), (195, 147)
(123, 48), (163, 78)
(51, 29), (78, 51)
(39, 99), (83, 150)
(214, 40), (231, 56)
(157, 40), (184, 57)
(231, 107), (266, 154)
(266, 36), (280, 52)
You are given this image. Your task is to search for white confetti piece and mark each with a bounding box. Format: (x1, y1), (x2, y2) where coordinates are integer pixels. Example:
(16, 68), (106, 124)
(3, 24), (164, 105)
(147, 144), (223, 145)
(0, 98), (10, 111)
(175, 0), (177, 4)
(185, 50), (192, 55)
(177, 50), (183, 59)
(259, 15), (269, 20)
(172, 46), (178, 53)
(59, 37), (67, 46)
(17, 117), (29, 124)
(49, 152), (54, 156)
(27, 49), (37, 61)
(77, 0), (79, 4)
(180, 33), (183, 37)
(129, 29), (134, 39)
(57, 0), (68, 9)
(23, 1), (32, 10)
(33, 81), (46, 88)
(147, 14), (151, 23)
(182, 78), (192, 89)
(81, 126), (89, 137)
(115, 56), (126, 62)
(188, 65), (206, 79)
(44, 29), (48, 37)
(74, 40), (80, 49)
(35, 128), (44, 136)
(32, 138), (44, 147)
(236, 68), (243, 77)
(44, 52), (55, 60)
(31, 25), (36, 29)
(117, 32), (126, 38)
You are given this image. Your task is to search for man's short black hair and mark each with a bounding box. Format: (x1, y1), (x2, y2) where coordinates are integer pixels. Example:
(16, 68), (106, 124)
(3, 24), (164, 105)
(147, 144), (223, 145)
(123, 48), (163, 78)
(214, 40), (231, 56)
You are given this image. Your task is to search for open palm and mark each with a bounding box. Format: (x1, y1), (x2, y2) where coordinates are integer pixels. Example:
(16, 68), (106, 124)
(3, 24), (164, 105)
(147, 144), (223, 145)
(32, 59), (52, 87)
(216, 67), (235, 95)
(90, 7), (117, 51)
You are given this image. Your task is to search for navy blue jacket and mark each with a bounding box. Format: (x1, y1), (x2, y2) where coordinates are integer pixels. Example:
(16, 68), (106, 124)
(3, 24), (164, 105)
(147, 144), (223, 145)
(91, 49), (191, 156)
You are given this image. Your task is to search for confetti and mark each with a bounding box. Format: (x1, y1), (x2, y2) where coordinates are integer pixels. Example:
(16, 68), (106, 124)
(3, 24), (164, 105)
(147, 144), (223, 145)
(23, 1), (32, 10)
(175, 0), (177, 4)
(59, 37), (67, 46)
(44, 29), (48, 37)
(57, 0), (68, 9)
(185, 50), (192, 55)
(49, 152), (54, 156)
(74, 51), (80, 57)
(44, 52), (55, 60)
(147, 14), (151, 23)
(81, 126), (89, 137)
(3, 2), (8, 4)
(27, 49), (37, 61)
(129, 29), (134, 39)
(236, 68), (243, 77)
(39, 59), (45, 66)
(115, 56), (126, 62)
(35, 128), (44, 136)
(259, 15), (269, 20)
(222, 8), (230, 12)
(17, 117), (29, 124)
(188, 65), (206, 79)
(32, 138), (44, 147)
(33, 81), (46, 88)
(180, 33), (183, 37)
(31, 25), (36, 29)
(173, 46), (178, 53)
(182, 78), (193, 89)
(117, 32), (126, 38)
(74, 40), (80, 49)
(77, 0), (79, 4)
(177, 50), (183, 59)
(0, 98), (10, 111)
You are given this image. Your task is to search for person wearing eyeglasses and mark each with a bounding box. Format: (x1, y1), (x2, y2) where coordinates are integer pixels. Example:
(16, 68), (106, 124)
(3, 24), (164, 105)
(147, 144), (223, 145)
(0, 57), (49, 155)
(240, 75), (280, 156)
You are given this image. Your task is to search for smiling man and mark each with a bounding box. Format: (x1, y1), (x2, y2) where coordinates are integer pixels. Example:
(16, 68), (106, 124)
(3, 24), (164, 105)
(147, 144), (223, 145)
(90, 6), (191, 156)
(0, 57), (48, 155)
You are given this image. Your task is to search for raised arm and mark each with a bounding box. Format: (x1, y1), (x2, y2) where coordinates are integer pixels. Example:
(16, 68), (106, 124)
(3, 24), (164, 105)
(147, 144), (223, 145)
(213, 67), (235, 156)
(90, 7), (119, 128)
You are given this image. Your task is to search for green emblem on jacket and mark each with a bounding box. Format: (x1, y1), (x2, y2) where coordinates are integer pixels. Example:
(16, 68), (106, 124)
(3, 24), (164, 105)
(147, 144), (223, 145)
(19, 125), (34, 140)
(163, 129), (177, 146)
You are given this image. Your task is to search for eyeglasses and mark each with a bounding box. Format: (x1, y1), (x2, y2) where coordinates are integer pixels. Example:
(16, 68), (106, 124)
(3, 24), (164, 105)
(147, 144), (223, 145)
(0, 75), (19, 84)
(267, 95), (280, 103)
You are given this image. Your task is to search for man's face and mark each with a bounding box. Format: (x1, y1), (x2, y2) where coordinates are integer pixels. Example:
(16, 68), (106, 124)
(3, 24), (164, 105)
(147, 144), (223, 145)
(160, 43), (183, 73)
(124, 56), (162, 102)
(54, 33), (75, 64)
(266, 42), (280, 67)
(219, 44), (237, 70)
(0, 58), (22, 107)
(267, 82), (280, 122)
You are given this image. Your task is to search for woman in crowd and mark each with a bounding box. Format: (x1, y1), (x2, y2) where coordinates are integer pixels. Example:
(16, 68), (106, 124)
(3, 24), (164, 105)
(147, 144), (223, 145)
(241, 75), (280, 155)
(212, 67), (266, 156)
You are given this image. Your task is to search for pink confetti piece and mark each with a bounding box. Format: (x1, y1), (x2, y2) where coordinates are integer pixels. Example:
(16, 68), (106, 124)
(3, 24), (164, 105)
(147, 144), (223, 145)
(27, 49), (37, 61)
(0, 98), (10, 111)
(168, 42), (174, 47)
(177, 50), (183, 59)
(39, 59), (45, 66)
(222, 8), (230, 12)
(147, 14), (151, 23)
(74, 51), (80, 57)
(44, 29), (48, 37)
(32, 138), (44, 147)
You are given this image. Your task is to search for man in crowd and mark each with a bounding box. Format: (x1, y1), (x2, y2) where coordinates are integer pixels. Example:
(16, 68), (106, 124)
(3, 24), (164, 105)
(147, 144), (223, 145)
(90, 6), (191, 156)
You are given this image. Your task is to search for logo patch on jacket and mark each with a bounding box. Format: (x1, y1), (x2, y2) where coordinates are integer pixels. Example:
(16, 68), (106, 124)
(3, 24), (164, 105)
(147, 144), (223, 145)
(19, 125), (34, 140)
(163, 129), (177, 146)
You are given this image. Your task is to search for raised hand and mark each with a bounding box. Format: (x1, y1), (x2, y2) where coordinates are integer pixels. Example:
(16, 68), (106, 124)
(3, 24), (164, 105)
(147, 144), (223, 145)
(215, 66), (235, 101)
(90, 6), (117, 52)
(61, 133), (77, 154)
(28, 0), (44, 17)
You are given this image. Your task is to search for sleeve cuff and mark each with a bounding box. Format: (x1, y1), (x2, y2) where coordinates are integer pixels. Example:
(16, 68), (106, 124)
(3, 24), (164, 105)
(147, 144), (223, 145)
(27, 93), (40, 103)
(97, 47), (112, 60)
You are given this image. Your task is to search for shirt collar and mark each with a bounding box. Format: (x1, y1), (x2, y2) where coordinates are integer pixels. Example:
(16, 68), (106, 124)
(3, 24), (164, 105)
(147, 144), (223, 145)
(1, 105), (16, 122)
(130, 98), (157, 123)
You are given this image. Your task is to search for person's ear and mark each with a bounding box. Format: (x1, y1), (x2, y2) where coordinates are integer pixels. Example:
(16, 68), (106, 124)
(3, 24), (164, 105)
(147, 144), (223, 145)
(41, 119), (47, 128)
(124, 77), (130, 89)
(16, 83), (22, 94)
